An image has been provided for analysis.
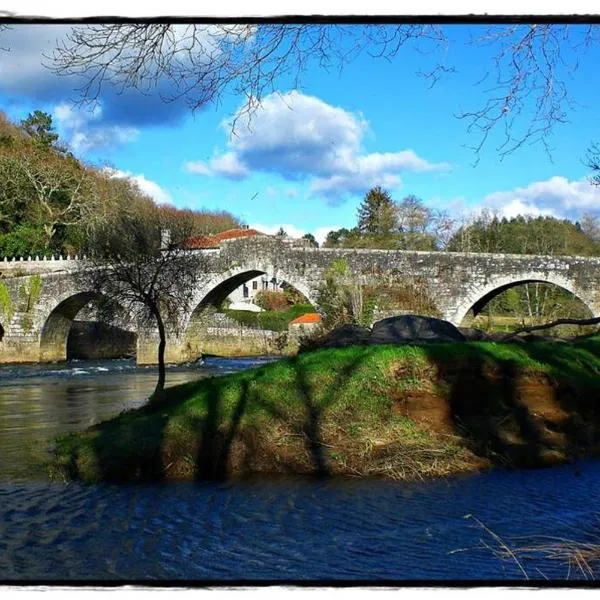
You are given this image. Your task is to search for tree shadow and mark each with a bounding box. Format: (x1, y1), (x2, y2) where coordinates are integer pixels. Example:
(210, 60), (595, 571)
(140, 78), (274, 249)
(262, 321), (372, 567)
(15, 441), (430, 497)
(418, 339), (600, 470)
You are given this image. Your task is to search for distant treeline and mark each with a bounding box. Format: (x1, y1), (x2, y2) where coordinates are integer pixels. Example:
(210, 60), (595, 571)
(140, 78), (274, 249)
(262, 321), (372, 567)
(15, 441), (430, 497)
(0, 110), (243, 257)
(323, 186), (600, 258)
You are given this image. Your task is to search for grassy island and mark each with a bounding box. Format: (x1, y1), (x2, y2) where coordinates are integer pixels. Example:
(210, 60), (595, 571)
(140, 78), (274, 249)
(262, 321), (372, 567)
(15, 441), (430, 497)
(51, 337), (600, 483)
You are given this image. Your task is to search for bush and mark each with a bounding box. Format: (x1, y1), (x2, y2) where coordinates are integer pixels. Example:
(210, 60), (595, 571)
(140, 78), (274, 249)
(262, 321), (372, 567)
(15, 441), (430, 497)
(224, 303), (315, 332)
(254, 290), (290, 311)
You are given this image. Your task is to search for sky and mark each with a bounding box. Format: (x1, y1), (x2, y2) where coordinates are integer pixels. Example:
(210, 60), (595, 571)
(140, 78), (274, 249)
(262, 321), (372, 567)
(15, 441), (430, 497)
(1, 23), (599, 244)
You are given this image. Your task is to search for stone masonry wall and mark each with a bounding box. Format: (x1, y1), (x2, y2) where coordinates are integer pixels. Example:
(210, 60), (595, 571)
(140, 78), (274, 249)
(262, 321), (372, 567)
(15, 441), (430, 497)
(3, 238), (600, 364)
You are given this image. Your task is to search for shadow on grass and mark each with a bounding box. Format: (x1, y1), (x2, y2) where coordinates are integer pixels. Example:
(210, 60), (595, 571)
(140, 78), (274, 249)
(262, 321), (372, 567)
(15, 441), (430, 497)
(60, 336), (600, 482)
(420, 339), (600, 469)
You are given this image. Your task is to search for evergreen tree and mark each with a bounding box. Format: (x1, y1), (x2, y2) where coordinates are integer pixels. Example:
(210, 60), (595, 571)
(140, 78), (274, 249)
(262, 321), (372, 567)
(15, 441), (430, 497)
(19, 111), (60, 150)
(357, 186), (398, 235)
(302, 232), (318, 247)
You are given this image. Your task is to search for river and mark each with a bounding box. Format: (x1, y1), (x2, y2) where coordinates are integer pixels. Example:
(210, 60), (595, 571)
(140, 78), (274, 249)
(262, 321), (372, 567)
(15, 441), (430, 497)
(1, 358), (599, 582)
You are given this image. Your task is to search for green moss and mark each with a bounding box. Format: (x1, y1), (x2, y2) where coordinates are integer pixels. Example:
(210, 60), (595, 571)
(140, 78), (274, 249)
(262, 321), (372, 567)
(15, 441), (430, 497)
(18, 275), (42, 331)
(0, 281), (14, 323)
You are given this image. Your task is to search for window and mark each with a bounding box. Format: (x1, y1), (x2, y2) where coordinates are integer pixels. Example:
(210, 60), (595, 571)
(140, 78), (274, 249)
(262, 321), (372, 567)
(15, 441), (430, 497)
(253, 281), (258, 290)
(243, 284), (249, 298)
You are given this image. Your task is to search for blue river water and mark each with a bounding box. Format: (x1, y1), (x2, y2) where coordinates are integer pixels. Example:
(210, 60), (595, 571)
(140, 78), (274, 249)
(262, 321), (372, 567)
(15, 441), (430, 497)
(1, 358), (599, 583)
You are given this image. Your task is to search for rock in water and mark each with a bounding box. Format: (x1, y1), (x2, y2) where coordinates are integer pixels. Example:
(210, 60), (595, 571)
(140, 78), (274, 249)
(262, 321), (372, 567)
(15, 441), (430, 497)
(371, 315), (465, 343)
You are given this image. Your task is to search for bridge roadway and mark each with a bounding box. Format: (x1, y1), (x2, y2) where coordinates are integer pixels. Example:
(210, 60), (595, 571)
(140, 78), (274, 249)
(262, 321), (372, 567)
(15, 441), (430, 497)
(1, 235), (600, 363)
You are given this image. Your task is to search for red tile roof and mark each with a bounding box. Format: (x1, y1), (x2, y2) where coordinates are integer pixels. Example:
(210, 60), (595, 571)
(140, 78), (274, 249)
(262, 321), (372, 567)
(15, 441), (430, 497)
(186, 228), (263, 249)
(290, 313), (322, 325)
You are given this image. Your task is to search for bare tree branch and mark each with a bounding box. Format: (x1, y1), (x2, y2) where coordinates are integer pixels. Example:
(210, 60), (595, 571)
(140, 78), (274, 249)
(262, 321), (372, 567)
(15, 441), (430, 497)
(506, 316), (600, 338)
(47, 24), (446, 134)
(47, 23), (599, 160)
(457, 24), (599, 164)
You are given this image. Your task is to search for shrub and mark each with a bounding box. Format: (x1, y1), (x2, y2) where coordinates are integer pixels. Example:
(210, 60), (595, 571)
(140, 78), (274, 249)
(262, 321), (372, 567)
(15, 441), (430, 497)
(254, 290), (290, 312)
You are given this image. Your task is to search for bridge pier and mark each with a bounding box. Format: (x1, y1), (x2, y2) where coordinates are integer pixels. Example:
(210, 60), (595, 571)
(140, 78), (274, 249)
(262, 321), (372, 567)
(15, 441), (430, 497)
(0, 334), (42, 363)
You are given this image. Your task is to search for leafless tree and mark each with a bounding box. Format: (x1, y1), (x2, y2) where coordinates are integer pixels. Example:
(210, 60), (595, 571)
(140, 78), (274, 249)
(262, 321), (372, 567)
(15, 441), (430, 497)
(79, 198), (207, 400)
(585, 142), (600, 186)
(48, 23), (599, 158)
(456, 24), (600, 164)
(0, 144), (103, 244)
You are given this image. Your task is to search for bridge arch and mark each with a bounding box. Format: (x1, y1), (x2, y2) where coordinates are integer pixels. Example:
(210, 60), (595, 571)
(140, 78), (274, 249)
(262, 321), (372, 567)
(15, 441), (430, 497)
(39, 290), (136, 362)
(182, 265), (317, 333)
(449, 272), (599, 327)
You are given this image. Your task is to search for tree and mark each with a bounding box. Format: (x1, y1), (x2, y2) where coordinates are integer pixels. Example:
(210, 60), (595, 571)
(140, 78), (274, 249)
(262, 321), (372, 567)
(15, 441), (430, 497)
(47, 24), (600, 160)
(19, 111), (61, 151)
(276, 227), (288, 237)
(302, 232), (319, 248)
(316, 259), (369, 330)
(0, 141), (102, 248)
(357, 186), (398, 235)
(79, 197), (207, 399)
(586, 143), (600, 188)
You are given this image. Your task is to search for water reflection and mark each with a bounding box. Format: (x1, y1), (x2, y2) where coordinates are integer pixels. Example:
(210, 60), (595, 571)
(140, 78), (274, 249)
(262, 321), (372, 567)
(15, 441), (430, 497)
(0, 357), (278, 481)
(1, 357), (599, 581)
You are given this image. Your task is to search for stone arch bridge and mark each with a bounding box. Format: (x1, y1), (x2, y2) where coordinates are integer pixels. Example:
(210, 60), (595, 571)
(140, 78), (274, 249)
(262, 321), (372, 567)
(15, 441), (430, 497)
(1, 235), (600, 364)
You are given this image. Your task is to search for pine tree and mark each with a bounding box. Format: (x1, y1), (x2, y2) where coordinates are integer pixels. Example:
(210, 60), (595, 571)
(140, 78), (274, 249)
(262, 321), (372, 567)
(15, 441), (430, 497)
(20, 111), (60, 150)
(356, 186), (397, 235)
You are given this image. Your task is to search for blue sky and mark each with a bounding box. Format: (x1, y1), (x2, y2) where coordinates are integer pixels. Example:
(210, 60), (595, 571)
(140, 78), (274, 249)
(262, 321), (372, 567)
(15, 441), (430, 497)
(1, 23), (599, 243)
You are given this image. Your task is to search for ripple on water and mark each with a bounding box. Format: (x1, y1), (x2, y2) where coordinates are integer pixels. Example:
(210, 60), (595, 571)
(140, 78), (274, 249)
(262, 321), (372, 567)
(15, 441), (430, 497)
(1, 359), (600, 581)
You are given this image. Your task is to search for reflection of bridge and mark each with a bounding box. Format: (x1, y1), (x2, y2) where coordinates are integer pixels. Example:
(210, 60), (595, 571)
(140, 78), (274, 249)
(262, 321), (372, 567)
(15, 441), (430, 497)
(1, 235), (600, 364)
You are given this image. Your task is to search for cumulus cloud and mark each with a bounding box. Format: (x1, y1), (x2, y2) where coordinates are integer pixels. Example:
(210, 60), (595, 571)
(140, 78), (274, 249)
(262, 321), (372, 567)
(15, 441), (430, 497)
(187, 91), (449, 202)
(250, 223), (342, 246)
(0, 25), (226, 135)
(104, 168), (173, 205)
(479, 176), (600, 220)
(54, 103), (139, 153)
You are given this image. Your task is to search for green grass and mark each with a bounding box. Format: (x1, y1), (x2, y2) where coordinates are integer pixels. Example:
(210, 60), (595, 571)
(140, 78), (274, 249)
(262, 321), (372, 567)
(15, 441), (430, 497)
(50, 336), (600, 483)
(223, 303), (315, 331)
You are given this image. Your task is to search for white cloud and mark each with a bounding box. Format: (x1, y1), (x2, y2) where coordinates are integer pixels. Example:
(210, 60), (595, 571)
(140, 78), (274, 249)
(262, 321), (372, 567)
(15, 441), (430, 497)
(104, 168), (173, 205)
(249, 223), (342, 246)
(479, 176), (600, 219)
(209, 152), (249, 179)
(184, 160), (212, 176)
(53, 102), (139, 153)
(496, 199), (558, 219)
(186, 90), (449, 202)
(312, 226), (343, 245)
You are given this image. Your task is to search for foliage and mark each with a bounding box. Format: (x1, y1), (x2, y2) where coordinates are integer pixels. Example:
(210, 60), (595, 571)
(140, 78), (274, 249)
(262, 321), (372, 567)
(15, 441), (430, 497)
(254, 290), (291, 312)
(447, 213), (600, 256)
(0, 223), (49, 257)
(0, 281), (14, 324)
(365, 277), (441, 318)
(0, 111), (244, 258)
(224, 303), (314, 332)
(78, 198), (208, 398)
(282, 284), (307, 305)
(302, 233), (319, 247)
(357, 186), (397, 235)
(326, 190), (452, 251)
(155, 204), (243, 235)
(19, 111), (61, 151)
(317, 259), (371, 329)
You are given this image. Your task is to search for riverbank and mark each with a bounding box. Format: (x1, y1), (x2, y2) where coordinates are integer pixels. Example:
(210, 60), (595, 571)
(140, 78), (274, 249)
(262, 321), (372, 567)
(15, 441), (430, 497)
(50, 336), (600, 483)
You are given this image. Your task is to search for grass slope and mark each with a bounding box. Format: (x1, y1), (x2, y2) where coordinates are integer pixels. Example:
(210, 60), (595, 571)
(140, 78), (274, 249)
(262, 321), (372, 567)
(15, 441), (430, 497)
(50, 336), (600, 483)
